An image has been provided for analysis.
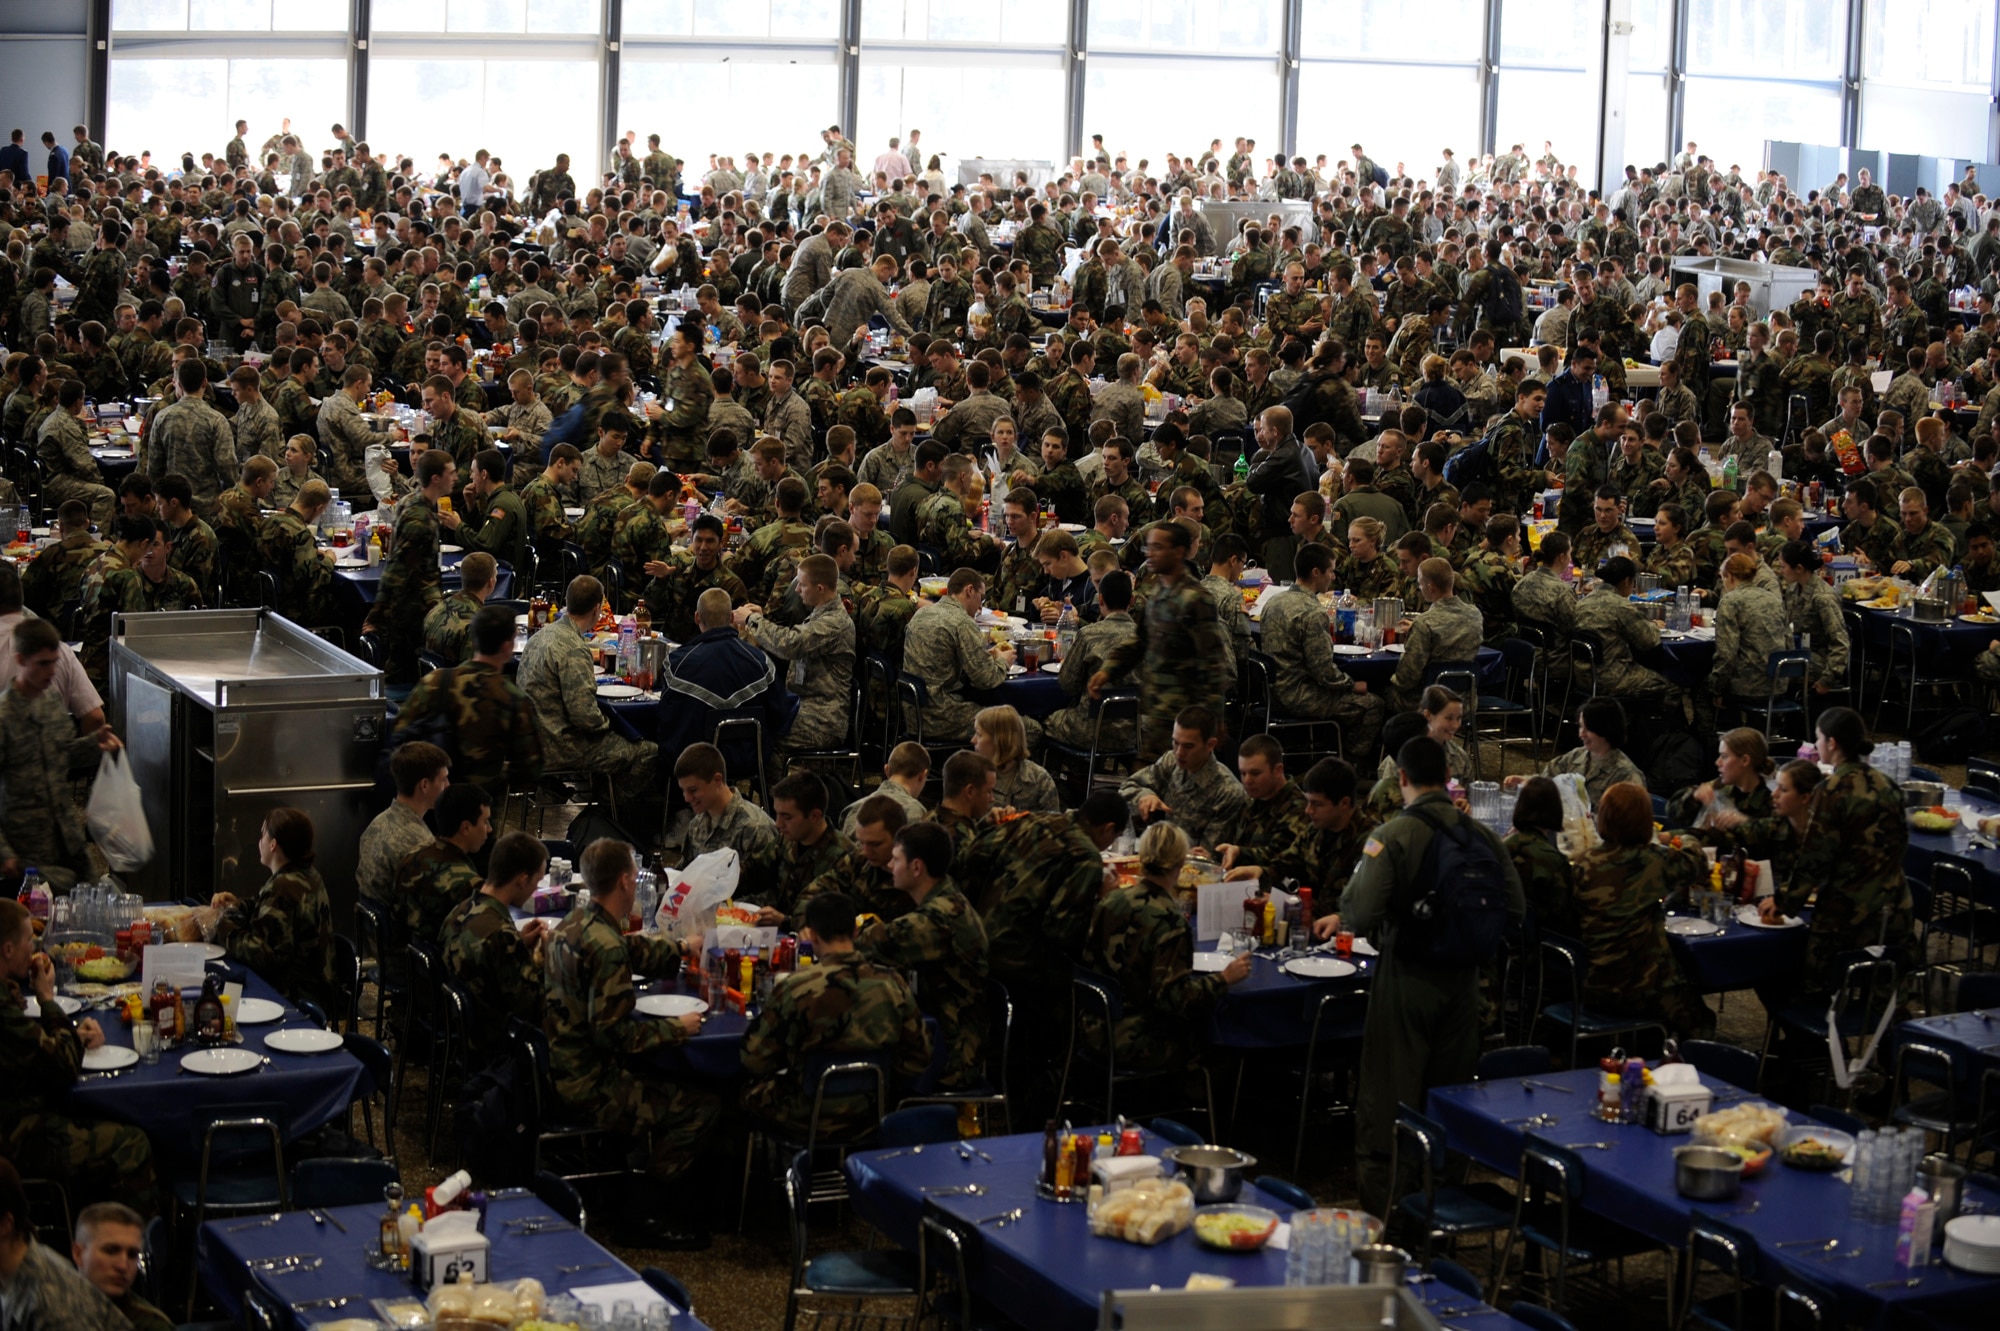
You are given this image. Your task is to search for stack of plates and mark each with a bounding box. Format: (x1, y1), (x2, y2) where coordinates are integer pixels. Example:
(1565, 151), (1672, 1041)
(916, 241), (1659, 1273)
(1944, 1214), (2000, 1273)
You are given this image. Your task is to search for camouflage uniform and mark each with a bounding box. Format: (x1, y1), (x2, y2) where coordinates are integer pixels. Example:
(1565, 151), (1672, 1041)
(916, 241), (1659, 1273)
(730, 517), (814, 604)
(1842, 513), (1900, 572)
(74, 246), (126, 325)
(916, 490), (994, 573)
(1779, 353), (1835, 424)
(739, 950), (932, 1138)
(396, 839), (483, 950)
(317, 391), (379, 494)
(1097, 570), (1231, 761)
(81, 565), (201, 690)
(212, 867), (337, 1012)
(257, 509), (337, 628)
(1388, 595), (1486, 711)
(1567, 842), (1715, 1037)
(1710, 582), (1789, 699)
(901, 600), (1016, 744)
(518, 617), (658, 776)
(1542, 744), (1649, 805)
(37, 410), (115, 526)
(1035, 460), (1089, 526)
(1830, 293), (1881, 358)
(231, 396), (283, 464)
(1196, 574), (1251, 679)
(544, 901), (719, 1183)
(1083, 878), (1227, 1071)
(642, 555), (750, 644)
(1574, 584), (1675, 701)
(1215, 780), (1314, 884)
(0, 986), (157, 1214)
(1456, 549), (1517, 645)
(1119, 753), (1249, 853)
(607, 504), (675, 600)
(1047, 368), (1095, 448)
(1260, 584), (1388, 753)
(1643, 536), (1699, 592)
(1607, 448), (1665, 515)
(753, 827), (853, 925)
(395, 661), (545, 796)
(955, 811), (1103, 1007)
(371, 495), (443, 683)
(164, 516), (219, 603)
(856, 881), (989, 1089)
(1889, 520), (1957, 581)
(463, 484), (529, 574)
(417, 589), (481, 664)
(1297, 808), (1381, 899)
(1775, 761), (1920, 994)
(742, 600), (856, 750)
(1512, 565), (1579, 637)
(1782, 575), (1850, 689)
(148, 396), (239, 517)
(520, 474), (574, 554)
(20, 531), (108, 619)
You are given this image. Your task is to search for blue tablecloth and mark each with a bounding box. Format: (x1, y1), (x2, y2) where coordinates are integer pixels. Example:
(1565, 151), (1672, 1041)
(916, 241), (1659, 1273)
(1854, 604), (1994, 677)
(67, 969), (362, 1160)
(972, 671), (1069, 720)
(1199, 940), (1371, 1049)
(197, 1195), (699, 1331)
(1890, 1010), (2000, 1081)
(1666, 908), (1812, 993)
(634, 974), (751, 1081)
(1639, 632), (1718, 688)
(335, 549), (514, 607)
(1428, 1066), (2000, 1330)
(90, 446), (139, 483)
(845, 1127), (1535, 1331)
(1904, 789), (2000, 899)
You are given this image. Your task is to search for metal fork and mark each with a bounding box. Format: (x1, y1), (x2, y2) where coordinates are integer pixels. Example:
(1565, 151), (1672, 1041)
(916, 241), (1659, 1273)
(1521, 1079), (1575, 1094)
(921, 1184), (987, 1197)
(557, 1262), (613, 1276)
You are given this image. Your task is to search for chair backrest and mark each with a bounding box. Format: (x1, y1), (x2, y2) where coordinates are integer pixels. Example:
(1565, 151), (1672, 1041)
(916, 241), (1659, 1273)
(1072, 964), (1124, 1023)
(1429, 1256), (1484, 1300)
(1500, 637), (1539, 684)
(1767, 649), (1810, 686)
(1476, 1044), (1555, 1080)
(1681, 1038), (1760, 1092)
(879, 1105), (960, 1148)
(1893, 1041), (1960, 1105)
(331, 934), (361, 1031)
(353, 898), (385, 968)
(1394, 1104), (1451, 1174)
(194, 1108), (287, 1211)
(1806, 1103), (1865, 1137)
(1509, 1305), (1580, 1331)
(296, 996), (330, 1029)
(533, 1169), (586, 1225)
(1687, 1208), (1762, 1293)
(19, 1179), (69, 1252)
(1956, 970), (2000, 1012)
(1253, 1174), (1315, 1212)
(639, 1266), (694, 1316)
(141, 1214), (168, 1304)
(1520, 1134), (1587, 1202)
(1829, 953), (1899, 1034)
(1967, 758), (2000, 799)
(1148, 1117), (1206, 1147)
(292, 1157), (399, 1210)
(242, 1285), (285, 1331)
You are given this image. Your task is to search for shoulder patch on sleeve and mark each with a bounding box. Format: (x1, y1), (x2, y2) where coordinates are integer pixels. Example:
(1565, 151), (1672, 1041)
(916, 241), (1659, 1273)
(1362, 836), (1385, 858)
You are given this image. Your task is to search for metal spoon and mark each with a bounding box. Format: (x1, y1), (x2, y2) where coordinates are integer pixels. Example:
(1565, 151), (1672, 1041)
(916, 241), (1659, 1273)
(921, 1183), (987, 1197)
(1866, 1277), (1922, 1290)
(1775, 1237), (1841, 1249)
(557, 1262), (613, 1275)
(876, 1144), (926, 1160)
(975, 1208), (1024, 1226)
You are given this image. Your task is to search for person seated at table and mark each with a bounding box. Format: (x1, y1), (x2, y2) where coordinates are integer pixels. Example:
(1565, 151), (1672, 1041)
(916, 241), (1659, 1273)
(736, 554), (855, 754)
(1083, 821), (1251, 1074)
(837, 743), (930, 837)
(854, 822), (990, 1092)
(1502, 775), (1571, 927)
(255, 477), (339, 629)
(1667, 727), (1775, 835)
(271, 434), (324, 511)
(1754, 707), (1920, 998)
(1708, 552), (1789, 707)
(1564, 781), (1715, 1039)
(358, 740), (449, 914)
(1776, 540), (1851, 697)
(1376, 685), (1474, 786)
(519, 574), (659, 819)
(0, 1160), (134, 1331)
(1716, 523), (1782, 604)
(740, 891), (932, 1140)
(1118, 705), (1249, 855)
(79, 515), (201, 691)
(672, 742), (780, 884)
(658, 587), (789, 785)
(440, 830), (550, 1062)
(544, 837), (717, 1250)
(973, 704), (1059, 813)
(1699, 757), (1821, 891)
(1574, 556), (1680, 711)
(0, 900), (158, 1218)
(1388, 558), (1484, 711)
(209, 806), (336, 1013)
(1511, 531), (1577, 638)
(20, 499), (107, 622)
(72, 1201), (171, 1331)
(1509, 698), (1647, 806)
(1335, 515), (1401, 602)
(1571, 485), (1639, 575)
(1887, 485), (1959, 582)
(1643, 501), (1698, 590)
(901, 568), (1024, 746)
(395, 781), (491, 948)
(1262, 545), (1386, 758)
(1839, 476), (1899, 573)
(1211, 734), (1312, 884)
(421, 550), (495, 665)
(745, 772), (853, 931)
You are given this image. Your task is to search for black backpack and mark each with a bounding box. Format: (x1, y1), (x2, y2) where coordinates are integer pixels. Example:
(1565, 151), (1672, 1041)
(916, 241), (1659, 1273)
(1397, 804), (1511, 966)
(456, 1055), (535, 1186)
(1443, 416), (1506, 490)
(1486, 263), (1524, 327)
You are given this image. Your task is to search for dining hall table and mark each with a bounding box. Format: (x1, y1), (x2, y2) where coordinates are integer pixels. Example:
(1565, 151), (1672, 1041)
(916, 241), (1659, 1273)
(333, 546), (515, 607)
(1427, 1065), (2000, 1331)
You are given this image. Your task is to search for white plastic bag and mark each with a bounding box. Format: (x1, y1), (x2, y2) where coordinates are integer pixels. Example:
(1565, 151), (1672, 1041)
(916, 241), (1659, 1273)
(653, 848), (740, 941)
(85, 749), (154, 872)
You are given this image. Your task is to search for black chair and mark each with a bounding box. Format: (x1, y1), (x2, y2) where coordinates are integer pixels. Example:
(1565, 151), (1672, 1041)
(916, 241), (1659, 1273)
(1148, 1117), (1204, 1147)
(1253, 1174), (1315, 1212)
(1915, 856), (1999, 969)
(533, 1169), (587, 1228)
(1056, 966), (1216, 1134)
(1889, 1040), (1979, 1156)
(1756, 954), (1899, 1104)
(1681, 1210), (1764, 1331)
(351, 899), (396, 1040)
(1723, 650), (1810, 750)
(1967, 758), (2000, 800)
(1283, 985), (1367, 1172)
(1490, 1135), (1665, 1310)
(505, 1019), (632, 1186)
(342, 1031), (399, 1172)
(19, 1179), (69, 1250)
(1680, 1039), (1761, 1093)
(329, 933), (362, 1033)
(639, 1266), (694, 1315)
(781, 1150), (919, 1331)
(170, 1106), (288, 1315)
(1875, 621), (1963, 733)
(293, 1157), (399, 1210)
(1477, 1045), (1555, 1080)
(897, 979), (1014, 1135)
(1042, 690), (1140, 800)
(1242, 651), (1341, 766)
(1533, 938), (1668, 1068)
(1391, 1104), (1515, 1266)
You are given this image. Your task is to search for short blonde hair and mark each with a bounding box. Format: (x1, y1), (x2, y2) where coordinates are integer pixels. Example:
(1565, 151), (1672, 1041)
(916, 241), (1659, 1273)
(1137, 821), (1189, 879)
(974, 705), (1028, 771)
(1348, 515), (1387, 547)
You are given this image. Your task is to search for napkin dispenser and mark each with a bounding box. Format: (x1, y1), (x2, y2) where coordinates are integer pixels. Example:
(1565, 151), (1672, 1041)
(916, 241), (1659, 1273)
(1090, 1154), (1163, 1194)
(529, 884), (571, 916)
(410, 1210), (489, 1290)
(1642, 1064), (1712, 1134)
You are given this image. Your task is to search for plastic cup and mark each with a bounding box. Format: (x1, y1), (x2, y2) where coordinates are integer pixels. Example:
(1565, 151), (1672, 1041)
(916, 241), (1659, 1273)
(132, 1024), (158, 1065)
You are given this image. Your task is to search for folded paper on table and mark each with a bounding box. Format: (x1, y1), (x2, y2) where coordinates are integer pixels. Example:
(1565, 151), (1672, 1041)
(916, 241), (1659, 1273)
(141, 942), (211, 993)
(568, 1282), (674, 1317)
(713, 925), (780, 950)
(1194, 881), (1245, 943)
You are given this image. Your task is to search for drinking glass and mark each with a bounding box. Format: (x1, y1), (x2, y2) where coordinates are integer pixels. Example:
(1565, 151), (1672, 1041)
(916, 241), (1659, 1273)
(1470, 780), (1500, 824)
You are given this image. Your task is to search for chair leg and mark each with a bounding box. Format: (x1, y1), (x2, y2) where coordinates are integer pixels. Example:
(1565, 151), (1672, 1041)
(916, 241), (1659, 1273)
(738, 1132), (758, 1234)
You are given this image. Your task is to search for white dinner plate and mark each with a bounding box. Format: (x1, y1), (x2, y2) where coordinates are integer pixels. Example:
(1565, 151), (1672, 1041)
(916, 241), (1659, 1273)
(978, 613), (1027, 630)
(180, 1046), (263, 1076)
(233, 997), (286, 1025)
(1735, 905), (1802, 929)
(1331, 644), (1372, 656)
(1382, 643), (1406, 654)
(440, 544), (465, 554)
(1665, 916), (1722, 938)
(596, 683), (644, 700)
(82, 1044), (139, 1071)
(24, 995), (82, 1019)
(564, 507), (585, 519)
(1039, 661), (1062, 674)
(1192, 952), (1233, 973)
(1284, 956), (1358, 980)
(94, 448), (135, 459)
(265, 1028), (345, 1055)
(1007, 664), (1026, 676)
(197, 943), (227, 961)
(1059, 523), (1085, 533)
(635, 994), (709, 1019)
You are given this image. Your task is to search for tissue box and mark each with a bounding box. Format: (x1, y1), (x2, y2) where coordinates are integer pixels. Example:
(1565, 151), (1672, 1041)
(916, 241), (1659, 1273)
(529, 885), (571, 916)
(410, 1222), (489, 1290)
(1643, 1081), (1713, 1134)
(1090, 1155), (1163, 1194)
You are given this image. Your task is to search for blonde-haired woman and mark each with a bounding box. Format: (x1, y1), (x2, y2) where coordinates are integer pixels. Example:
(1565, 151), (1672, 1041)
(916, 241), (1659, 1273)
(973, 705), (1060, 813)
(1666, 725), (1775, 832)
(1340, 516), (1399, 601)
(1709, 552), (1788, 703)
(1082, 821), (1249, 1073)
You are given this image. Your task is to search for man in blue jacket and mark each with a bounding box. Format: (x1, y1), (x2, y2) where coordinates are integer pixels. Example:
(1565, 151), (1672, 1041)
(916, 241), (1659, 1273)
(0, 130), (29, 184)
(659, 586), (796, 793)
(39, 131), (68, 183)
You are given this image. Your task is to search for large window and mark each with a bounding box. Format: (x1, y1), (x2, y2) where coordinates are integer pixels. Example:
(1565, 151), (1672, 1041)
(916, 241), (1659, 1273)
(856, 60), (1065, 167)
(367, 59), (598, 188)
(622, 0), (841, 39)
(1622, 0), (1672, 170)
(1682, 78), (1842, 175)
(371, 0), (599, 33)
(1858, 0), (1996, 159)
(108, 56), (348, 166)
(1300, 0), (1482, 62)
(862, 0), (1066, 46)
(1296, 63), (1480, 178)
(112, 0), (348, 29)
(1089, 0), (1282, 55)
(1684, 0), (1840, 80)
(620, 57), (839, 177)
(1083, 58), (1280, 172)
(1495, 0), (1602, 183)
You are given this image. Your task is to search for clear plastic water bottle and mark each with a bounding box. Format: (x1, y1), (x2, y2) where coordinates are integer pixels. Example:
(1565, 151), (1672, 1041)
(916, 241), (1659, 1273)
(617, 613), (639, 678)
(1591, 372), (1609, 411)
(1056, 598), (1078, 660)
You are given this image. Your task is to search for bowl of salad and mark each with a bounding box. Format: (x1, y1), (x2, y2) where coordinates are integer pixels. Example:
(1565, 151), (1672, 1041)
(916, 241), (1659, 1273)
(1191, 1204), (1281, 1252)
